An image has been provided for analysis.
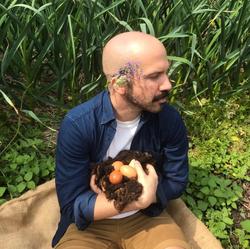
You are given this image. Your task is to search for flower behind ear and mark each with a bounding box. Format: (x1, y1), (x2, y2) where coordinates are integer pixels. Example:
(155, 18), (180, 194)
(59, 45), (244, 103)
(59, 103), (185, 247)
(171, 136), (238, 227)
(115, 75), (128, 87)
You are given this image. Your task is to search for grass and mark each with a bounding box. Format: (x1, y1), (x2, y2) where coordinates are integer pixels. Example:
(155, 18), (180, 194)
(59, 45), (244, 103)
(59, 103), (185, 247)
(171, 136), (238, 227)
(0, 0), (249, 108)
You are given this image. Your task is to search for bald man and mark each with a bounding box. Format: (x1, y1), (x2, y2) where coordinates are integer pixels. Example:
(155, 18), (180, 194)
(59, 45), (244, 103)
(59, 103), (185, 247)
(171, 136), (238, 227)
(53, 32), (190, 249)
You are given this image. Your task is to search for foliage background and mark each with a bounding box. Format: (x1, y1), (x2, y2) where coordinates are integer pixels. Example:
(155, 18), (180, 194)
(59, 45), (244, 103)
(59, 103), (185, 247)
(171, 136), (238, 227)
(0, 0), (249, 248)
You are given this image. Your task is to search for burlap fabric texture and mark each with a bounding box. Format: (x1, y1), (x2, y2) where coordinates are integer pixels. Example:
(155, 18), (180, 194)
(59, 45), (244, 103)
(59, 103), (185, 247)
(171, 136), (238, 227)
(0, 179), (223, 249)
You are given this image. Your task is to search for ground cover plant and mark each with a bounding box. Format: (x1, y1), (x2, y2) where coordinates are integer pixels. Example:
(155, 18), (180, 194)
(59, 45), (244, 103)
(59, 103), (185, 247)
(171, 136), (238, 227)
(0, 0), (249, 248)
(182, 94), (250, 248)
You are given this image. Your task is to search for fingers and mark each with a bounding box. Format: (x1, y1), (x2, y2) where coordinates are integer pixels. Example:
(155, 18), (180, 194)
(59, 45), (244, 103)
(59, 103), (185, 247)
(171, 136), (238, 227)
(130, 160), (157, 180)
(146, 164), (158, 178)
(90, 174), (102, 194)
(131, 160), (146, 178)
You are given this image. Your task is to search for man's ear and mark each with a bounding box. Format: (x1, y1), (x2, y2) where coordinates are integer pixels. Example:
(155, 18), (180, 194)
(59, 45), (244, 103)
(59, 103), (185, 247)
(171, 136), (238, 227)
(111, 77), (127, 95)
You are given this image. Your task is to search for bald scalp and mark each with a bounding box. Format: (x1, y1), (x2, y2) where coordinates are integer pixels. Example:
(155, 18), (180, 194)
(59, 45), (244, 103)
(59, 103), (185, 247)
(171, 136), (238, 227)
(102, 31), (166, 79)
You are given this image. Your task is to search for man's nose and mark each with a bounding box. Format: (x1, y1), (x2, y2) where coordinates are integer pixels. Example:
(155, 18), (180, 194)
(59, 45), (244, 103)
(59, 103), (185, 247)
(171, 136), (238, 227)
(159, 75), (172, 91)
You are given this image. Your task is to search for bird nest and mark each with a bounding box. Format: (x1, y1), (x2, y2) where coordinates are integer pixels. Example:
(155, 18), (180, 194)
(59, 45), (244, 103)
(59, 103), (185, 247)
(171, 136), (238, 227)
(91, 150), (156, 212)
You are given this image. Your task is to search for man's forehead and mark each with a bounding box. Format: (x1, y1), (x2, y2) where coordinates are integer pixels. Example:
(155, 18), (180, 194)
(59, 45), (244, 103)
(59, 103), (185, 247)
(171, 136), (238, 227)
(142, 58), (170, 74)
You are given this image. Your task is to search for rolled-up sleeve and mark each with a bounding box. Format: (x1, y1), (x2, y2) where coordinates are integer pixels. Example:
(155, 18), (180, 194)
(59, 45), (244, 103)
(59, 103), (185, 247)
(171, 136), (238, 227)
(56, 115), (97, 229)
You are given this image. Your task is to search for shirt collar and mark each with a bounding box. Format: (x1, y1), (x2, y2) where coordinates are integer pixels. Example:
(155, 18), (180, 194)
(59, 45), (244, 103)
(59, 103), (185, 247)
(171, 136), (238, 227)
(100, 90), (116, 125)
(100, 90), (154, 125)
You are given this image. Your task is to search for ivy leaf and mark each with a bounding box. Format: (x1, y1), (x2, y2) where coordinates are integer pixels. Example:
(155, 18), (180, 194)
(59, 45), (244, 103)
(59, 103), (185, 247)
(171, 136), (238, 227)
(186, 195), (196, 207)
(16, 176), (23, 183)
(200, 186), (210, 195)
(186, 187), (192, 194)
(223, 217), (233, 225)
(197, 200), (208, 211)
(32, 165), (40, 175)
(8, 185), (16, 194)
(24, 172), (33, 182)
(10, 163), (17, 170)
(241, 220), (250, 233)
(0, 199), (6, 205)
(27, 181), (36, 190)
(17, 182), (26, 193)
(201, 178), (209, 186)
(231, 202), (237, 209)
(0, 187), (6, 197)
(208, 177), (217, 188)
(208, 196), (217, 206)
(214, 189), (225, 198)
(41, 169), (49, 177)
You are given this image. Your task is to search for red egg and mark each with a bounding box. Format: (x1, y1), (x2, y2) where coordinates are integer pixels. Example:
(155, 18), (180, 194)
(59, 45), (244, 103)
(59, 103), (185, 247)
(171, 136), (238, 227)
(109, 170), (123, 185)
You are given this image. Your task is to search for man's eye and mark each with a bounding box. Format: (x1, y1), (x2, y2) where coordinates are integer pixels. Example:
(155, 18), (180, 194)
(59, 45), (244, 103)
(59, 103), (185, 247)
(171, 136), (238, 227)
(149, 74), (160, 79)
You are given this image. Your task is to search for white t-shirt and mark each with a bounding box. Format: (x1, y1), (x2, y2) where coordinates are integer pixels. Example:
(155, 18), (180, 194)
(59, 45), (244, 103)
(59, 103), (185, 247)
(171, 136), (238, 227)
(105, 115), (140, 219)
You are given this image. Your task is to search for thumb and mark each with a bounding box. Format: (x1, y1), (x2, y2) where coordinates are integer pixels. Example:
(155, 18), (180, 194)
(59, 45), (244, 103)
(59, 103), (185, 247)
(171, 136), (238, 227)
(132, 160), (146, 178)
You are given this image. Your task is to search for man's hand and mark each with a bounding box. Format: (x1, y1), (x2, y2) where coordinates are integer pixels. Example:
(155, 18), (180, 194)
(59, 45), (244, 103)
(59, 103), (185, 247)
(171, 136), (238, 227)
(131, 160), (158, 209)
(90, 174), (102, 194)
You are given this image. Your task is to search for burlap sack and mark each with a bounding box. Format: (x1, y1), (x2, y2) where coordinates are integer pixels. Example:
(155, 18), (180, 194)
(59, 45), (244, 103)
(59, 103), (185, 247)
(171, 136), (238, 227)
(0, 179), (223, 249)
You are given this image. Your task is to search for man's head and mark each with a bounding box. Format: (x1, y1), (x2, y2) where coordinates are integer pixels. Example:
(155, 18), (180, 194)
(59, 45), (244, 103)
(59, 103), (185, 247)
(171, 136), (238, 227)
(102, 31), (172, 113)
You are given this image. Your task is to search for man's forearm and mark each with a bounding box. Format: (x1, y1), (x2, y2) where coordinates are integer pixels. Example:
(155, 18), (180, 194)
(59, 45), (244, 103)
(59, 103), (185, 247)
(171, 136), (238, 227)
(93, 193), (142, 220)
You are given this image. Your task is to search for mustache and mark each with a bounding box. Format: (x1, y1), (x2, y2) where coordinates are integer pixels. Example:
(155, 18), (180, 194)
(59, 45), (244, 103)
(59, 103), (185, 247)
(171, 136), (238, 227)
(153, 91), (169, 102)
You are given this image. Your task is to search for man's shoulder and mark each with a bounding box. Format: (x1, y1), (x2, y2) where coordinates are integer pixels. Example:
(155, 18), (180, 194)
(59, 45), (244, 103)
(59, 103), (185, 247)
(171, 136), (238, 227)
(65, 91), (106, 122)
(159, 104), (181, 119)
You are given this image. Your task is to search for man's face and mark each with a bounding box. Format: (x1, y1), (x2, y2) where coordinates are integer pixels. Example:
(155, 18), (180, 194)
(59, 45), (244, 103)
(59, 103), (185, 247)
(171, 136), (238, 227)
(124, 53), (172, 113)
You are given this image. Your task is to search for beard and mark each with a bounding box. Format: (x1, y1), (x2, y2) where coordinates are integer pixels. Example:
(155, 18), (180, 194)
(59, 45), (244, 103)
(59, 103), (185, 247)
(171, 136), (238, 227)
(124, 88), (169, 113)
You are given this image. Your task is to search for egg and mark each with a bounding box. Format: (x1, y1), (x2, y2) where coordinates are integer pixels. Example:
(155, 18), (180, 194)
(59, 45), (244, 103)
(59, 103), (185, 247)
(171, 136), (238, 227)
(109, 170), (123, 185)
(120, 165), (137, 179)
(112, 160), (124, 170)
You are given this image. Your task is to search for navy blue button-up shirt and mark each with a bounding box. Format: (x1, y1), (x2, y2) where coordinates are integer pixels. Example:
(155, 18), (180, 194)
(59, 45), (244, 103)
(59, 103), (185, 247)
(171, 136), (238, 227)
(52, 90), (189, 247)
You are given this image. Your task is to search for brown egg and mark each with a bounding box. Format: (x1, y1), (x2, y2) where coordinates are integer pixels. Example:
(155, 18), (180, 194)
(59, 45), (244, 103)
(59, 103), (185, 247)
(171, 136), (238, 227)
(109, 170), (123, 185)
(112, 160), (124, 170)
(120, 165), (137, 179)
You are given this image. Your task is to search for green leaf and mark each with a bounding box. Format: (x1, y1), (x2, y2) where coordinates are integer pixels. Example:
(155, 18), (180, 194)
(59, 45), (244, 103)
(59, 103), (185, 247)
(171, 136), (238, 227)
(16, 176), (23, 183)
(0, 187), (6, 197)
(27, 181), (36, 190)
(214, 189), (225, 198)
(186, 195), (196, 207)
(200, 177), (209, 186)
(10, 163), (17, 170)
(167, 56), (194, 69)
(200, 186), (210, 195)
(8, 185), (16, 194)
(21, 110), (42, 124)
(17, 182), (26, 193)
(197, 200), (208, 211)
(223, 217), (233, 225)
(186, 187), (192, 194)
(138, 18), (155, 36)
(241, 220), (250, 233)
(208, 196), (217, 206)
(231, 202), (237, 209)
(41, 169), (49, 177)
(0, 199), (6, 205)
(208, 177), (217, 188)
(24, 172), (33, 182)
(0, 90), (19, 114)
(94, 0), (126, 19)
(32, 166), (40, 175)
